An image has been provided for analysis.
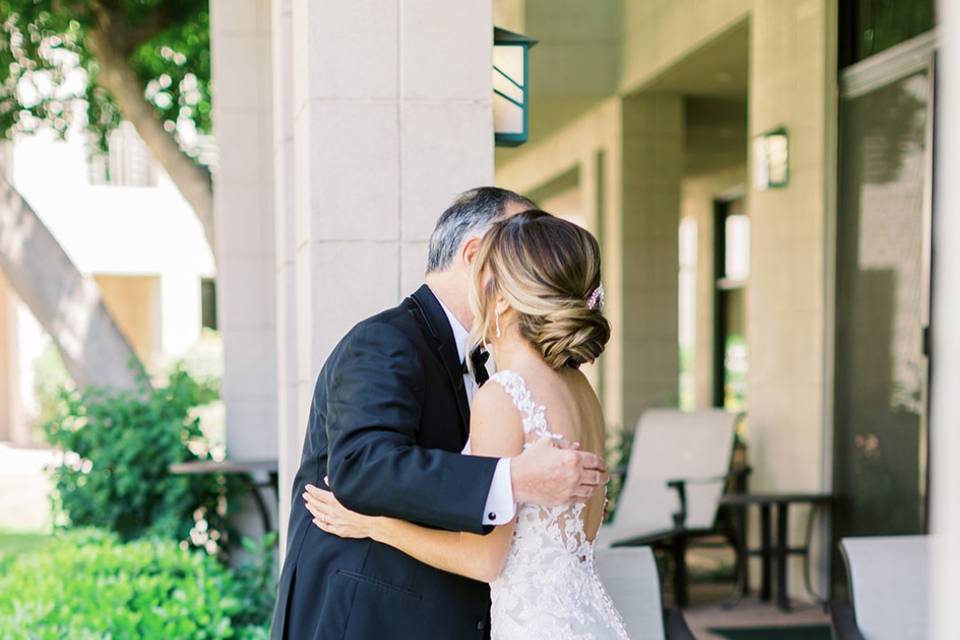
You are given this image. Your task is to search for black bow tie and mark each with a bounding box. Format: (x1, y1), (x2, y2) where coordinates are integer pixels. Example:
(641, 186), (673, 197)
(463, 346), (490, 386)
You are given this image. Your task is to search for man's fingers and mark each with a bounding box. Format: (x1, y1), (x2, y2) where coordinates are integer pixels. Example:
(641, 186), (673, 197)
(573, 485), (594, 501)
(582, 470), (606, 487)
(578, 451), (607, 473)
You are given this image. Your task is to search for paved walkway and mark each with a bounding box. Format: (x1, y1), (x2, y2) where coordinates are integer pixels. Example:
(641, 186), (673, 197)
(683, 582), (830, 639)
(0, 443), (55, 532)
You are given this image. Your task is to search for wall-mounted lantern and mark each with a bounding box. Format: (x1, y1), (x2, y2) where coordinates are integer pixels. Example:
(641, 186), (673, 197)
(493, 27), (537, 147)
(752, 127), (789, 190)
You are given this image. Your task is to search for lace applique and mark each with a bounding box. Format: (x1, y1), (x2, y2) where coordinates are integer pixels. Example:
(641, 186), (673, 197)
(487, 371), (630, 640)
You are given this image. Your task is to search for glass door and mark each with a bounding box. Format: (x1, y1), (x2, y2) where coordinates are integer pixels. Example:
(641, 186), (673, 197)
(834, 34), (934, 547)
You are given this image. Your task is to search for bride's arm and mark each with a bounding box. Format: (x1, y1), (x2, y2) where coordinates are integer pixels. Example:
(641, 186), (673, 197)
(305, 382), (525, 583)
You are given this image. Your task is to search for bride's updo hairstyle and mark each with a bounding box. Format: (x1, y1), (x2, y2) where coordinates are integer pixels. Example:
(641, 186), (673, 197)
(470, 210), (610, 370)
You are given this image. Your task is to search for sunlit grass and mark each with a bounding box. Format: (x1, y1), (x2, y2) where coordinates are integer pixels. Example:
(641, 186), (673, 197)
(0, 530), (51, 558)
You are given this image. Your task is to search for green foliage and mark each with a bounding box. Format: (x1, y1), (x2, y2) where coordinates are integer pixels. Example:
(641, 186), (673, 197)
(0, 0), (210, 156)
(31, 339), (70, 434)
(42, 365), (229, 546)
(604, 424), (634, 523)
(0, 529), (274, 639)
(228, 533), (280, 639)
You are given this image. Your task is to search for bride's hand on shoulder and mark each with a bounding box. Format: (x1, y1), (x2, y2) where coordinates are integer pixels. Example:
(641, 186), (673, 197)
(304, 484), (379, 540)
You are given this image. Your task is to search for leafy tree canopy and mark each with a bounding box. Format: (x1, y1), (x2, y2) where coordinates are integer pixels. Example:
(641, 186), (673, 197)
(0, 0), (210, 157)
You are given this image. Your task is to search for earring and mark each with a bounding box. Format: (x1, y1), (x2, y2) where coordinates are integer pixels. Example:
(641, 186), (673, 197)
(495, 308), (502, 338)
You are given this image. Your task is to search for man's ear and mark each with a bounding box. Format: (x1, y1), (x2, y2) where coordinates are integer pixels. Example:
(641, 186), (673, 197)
(460, 235), (483, 267)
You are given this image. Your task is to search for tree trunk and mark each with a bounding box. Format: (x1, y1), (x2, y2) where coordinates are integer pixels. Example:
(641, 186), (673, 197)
(0, 172), (142, 392)
(87, 27), (217, 259)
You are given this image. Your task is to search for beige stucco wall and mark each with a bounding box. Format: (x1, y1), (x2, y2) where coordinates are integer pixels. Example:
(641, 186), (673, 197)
(94, 275), (161, 368)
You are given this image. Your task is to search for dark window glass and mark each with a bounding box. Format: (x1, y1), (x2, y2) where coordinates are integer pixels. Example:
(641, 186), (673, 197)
(834, 69), (930, 591)
(840, 0), (935, 67)
(201, 278), (218, 330)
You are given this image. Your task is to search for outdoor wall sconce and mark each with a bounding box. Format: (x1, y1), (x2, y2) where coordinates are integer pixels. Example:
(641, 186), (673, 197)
(493, 27), (537, 147)
(752, 127), (789, 190)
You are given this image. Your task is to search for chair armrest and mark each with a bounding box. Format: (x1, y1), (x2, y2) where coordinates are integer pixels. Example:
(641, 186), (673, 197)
(829, 602), (865, 640)
(665, 467), (755, 529)
(664, 608), (695, 640)
(665, 479), (689, 529)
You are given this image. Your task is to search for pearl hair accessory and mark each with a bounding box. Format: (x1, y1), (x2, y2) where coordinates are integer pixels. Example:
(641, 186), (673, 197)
(586, 284), (605, 311)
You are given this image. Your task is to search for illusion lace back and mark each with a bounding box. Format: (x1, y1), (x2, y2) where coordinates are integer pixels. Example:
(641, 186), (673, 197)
(487, 371), (631, 640)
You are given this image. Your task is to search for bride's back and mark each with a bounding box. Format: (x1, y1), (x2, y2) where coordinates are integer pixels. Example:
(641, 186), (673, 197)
(505, 362), (608, 541)
(473, 211), (628, 638)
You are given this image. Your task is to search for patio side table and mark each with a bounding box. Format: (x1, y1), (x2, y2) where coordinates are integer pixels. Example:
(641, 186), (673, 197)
(718, 492), (833, 612)
(169, 459), (279, 534)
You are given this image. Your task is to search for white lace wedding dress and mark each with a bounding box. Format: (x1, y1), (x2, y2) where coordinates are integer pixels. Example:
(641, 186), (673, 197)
(487, 371), (631, 640)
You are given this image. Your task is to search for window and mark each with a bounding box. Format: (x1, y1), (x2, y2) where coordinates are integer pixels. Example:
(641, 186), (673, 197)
(839, 0), (935, 68)
(678, 218), (698, 410)
(88, 122), (158, 187)
(713, 196), (748, 411)
(201, 278), (218, 331)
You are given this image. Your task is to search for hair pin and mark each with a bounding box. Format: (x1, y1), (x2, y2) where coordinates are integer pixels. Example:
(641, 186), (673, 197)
(586, 284), (605, 311)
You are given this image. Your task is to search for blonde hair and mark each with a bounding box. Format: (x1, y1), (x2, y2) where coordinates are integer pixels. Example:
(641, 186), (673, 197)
(469, 210), (610, 370)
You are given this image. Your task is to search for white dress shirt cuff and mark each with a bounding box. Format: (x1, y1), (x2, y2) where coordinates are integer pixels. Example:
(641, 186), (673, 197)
(482, 458), (516, 526)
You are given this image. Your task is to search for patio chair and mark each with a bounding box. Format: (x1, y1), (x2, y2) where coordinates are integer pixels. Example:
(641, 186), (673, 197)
(830, 535), (929, 640)
(598, 408), (747, 607)
(595, 546), (695, 640)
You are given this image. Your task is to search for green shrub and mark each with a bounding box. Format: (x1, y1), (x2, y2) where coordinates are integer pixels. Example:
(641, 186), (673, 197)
(0, 529), (273, 639)
(43, 366), (230, 546)
(227, 533), (279, 639)
(604, 424), (634, 523)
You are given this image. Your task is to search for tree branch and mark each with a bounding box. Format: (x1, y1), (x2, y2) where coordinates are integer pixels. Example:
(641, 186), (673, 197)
(86, 24), (217, 258)
(0, 172), (142, 391)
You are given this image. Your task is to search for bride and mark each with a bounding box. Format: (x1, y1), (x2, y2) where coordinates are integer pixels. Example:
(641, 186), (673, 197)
(304, 210), (630, 639)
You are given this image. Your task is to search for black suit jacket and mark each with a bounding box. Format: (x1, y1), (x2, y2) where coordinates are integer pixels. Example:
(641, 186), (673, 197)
(271, 285), (499, 640)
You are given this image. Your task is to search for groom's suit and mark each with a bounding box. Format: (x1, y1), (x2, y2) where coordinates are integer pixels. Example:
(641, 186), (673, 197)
(272, 285), (499, 640)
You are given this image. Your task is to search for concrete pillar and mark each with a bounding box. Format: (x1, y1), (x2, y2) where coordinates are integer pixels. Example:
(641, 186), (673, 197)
(0, 272), (27, 445)
(618, 94), (683, 430)
(746, 0), (836, 596)
(276, 0), (493, 551)
(931, 0), (960, 633)
(270, 0), (299, 552)
(210, 0), (278, 537)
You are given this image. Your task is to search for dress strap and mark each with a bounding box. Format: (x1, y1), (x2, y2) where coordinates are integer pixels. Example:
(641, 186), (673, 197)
(488, 370), (557, 441)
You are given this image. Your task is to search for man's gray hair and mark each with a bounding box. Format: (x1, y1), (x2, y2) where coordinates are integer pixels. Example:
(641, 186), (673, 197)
(426, 187), (536, 273)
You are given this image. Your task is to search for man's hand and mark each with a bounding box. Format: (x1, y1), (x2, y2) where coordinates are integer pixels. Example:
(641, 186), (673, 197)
(509, 437), (608, 506)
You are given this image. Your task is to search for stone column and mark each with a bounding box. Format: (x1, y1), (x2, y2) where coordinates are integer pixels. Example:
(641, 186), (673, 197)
(931, 0), (960, 633)
(276, 0), (493, 553)
(617, 94), (683, 430)
(210, 0), (278, 538)
(270, 0), (300, 552)
(0, 272), (26, 444)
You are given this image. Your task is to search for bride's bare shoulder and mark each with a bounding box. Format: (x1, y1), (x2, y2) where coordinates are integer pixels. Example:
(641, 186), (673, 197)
(469, 377), (526, 457)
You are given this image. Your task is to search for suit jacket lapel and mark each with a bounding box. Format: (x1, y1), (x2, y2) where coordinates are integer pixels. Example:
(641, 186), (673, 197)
(407, 285), (471, 442)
